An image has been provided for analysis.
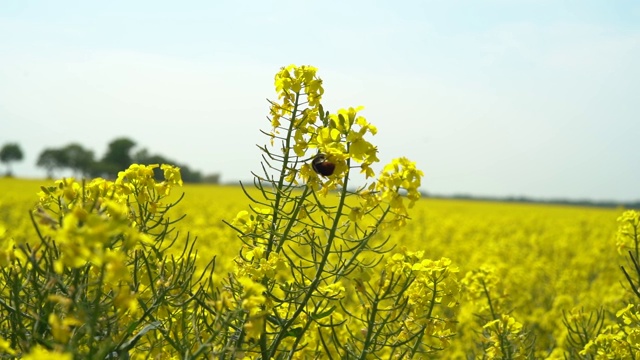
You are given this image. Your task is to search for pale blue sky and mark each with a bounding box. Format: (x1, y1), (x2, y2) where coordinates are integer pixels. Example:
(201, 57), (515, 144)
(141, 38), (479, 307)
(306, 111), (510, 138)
(1, 1), (638, 201)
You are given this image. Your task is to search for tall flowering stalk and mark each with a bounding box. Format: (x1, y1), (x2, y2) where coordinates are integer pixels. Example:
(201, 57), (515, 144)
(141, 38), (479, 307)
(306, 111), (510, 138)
(461, 265), (535, 359)
(226, 65), (459, 359)
(570, 210), (640, 359)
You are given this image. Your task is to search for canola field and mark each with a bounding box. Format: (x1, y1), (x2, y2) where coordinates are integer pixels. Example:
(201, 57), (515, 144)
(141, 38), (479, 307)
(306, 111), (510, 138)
(1, 175), (637, 359)
(2, 65), (639, 359)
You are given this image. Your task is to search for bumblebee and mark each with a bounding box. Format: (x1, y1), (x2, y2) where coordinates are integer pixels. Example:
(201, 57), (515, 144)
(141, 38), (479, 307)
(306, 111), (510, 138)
(311, 154), (335, 176)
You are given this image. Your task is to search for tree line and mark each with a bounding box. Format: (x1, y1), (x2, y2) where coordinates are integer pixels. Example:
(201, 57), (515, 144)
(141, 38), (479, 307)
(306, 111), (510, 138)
(0, 138), (218, 183)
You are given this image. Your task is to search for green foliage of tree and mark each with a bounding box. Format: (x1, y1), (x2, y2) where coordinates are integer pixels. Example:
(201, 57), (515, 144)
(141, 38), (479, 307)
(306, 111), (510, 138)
(102, 138), (136, 172)
(0, 142), (24, 176)
(61, 143), (95, 178)
(87, 160), (120, 179)
(180, 166), (202, 183)
(36, 148), (66, 179)
(34, 138), (208, 182)
(36, 144), (94, 179)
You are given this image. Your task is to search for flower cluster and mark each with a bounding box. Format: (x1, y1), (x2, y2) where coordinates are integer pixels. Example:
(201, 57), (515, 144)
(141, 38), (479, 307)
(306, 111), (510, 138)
(461, 265), (502, 313)
(238, 277), (269, 341)
(483, 315), (528, 359)
(380, 249), (460, 352)
(616, 209), (640, 257)
(271, 64), (323, 131)
(580, 324), (639, 358)
(461, 264), (534, 357)
(0, 164), (190, 358)
(270, 64), (419, 208)
(234, 244), (288, 281)
(34, 164), (183, 274)
(230, 208), (273, 246)
(223, 64), (435, 358)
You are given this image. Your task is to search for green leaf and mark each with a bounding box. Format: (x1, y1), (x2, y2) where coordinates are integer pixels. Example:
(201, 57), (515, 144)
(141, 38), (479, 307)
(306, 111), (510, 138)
(311, 306), (335, 320)
(285, 327), (304, 338)
(118, 321), (162, 352)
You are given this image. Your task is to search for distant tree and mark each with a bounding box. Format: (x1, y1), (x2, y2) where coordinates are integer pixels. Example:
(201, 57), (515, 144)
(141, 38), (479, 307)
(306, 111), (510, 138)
(102, 138), (136, 173)
(133, 147), (203, 183)
(88, 160), (119, 179)
(132, 148), (151, 164)
(0, 143), (24, 176)
(133, 148), (170, 165)
(36, 148), (66, 179)
(61, 143), (94, 178)
(181, 166), (202, 183)
(202, 173), (221, 184)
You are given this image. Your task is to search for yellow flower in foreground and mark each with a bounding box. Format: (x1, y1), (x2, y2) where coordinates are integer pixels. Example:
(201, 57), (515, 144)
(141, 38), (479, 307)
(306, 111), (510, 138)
(377, 157), (423, 207)
(22, 346), (72, 360)
(0, 338), (15, 355)
(161, 164), (183, 186)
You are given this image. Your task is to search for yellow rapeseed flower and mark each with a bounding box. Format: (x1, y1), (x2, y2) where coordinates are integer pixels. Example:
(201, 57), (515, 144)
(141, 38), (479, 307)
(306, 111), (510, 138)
(22, 345), (73, 360)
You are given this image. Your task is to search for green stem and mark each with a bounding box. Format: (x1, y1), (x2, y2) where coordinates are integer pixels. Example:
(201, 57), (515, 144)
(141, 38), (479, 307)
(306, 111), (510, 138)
(266, 92), (301, 256)
(482, 280), (510, 359)
(275, 185), (311, 254)
(425, 274), (441, 320)
(336, 206), (391, 278)
(633, 222), (639, 261)
(481, 279), (497, 321)
(87, 264), (106, 357)
(500, 321), (512, 360)
(266, 159), (352, 358)
(359, 289), (380, 360)
(286, 308), (315, 359)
